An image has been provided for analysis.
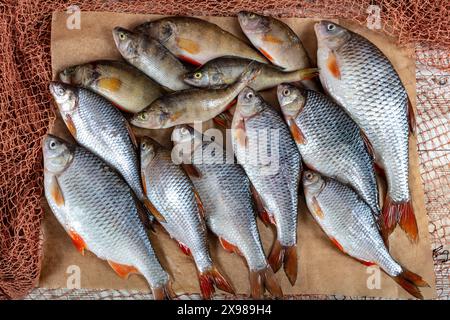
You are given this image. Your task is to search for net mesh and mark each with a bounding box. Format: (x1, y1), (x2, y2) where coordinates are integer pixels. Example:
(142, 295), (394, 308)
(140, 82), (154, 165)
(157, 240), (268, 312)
(0, 0), (448, 299)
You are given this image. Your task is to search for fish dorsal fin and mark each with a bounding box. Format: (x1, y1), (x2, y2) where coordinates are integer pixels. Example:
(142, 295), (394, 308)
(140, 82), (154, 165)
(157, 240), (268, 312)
(50, 176), (65, 207)
(407, 98), (416, 135)
(107, 260), (139, 279)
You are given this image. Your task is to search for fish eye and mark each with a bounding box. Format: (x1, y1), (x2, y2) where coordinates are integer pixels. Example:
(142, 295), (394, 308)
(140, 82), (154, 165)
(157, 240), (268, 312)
(305, 172), (314, 180)
(118, 32), (127, 40)
(138, 113), (148, 121)
(283, 89), (290, 96)
(245, 91), (254, 100)
(194, 72), (202, 79)
(49, 140), (57, 150)
(327, 23), (336, 31)
(248, 13), (256, 19)
(141, 142), (147, 149)
(180, 127), (189, 135)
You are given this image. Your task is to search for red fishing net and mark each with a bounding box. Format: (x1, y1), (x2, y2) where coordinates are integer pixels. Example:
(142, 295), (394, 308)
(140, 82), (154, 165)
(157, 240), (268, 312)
(0, 0), (448, 299)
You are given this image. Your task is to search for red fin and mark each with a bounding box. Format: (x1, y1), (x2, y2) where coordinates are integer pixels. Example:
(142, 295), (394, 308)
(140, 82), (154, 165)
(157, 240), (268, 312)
(268, 241), (298, 285)
(286, 117), (306, 144)
(360, 130), (374, 157)
(330, 237), (345, 253)
(181, 163), (202, 178)
(408, 99), (416, 135)
(355, 258), (376, 267)
(198, 267), (235, 299)
(249, 266), (283, 299)
(327, 51), (341, 79)
(374, 162), (386, 180)
(68, 229), (86, 255)
(125, 120), (138, 149)
(381, 196), (418, 243)
(177, 241), (191, 256)
(258, 47), (275, 63)
(225, 99), (237, 111)
(392, 267), (429, 299)
(177, 54), (202, 67)
(219, 237), (241, 255)
(193, 189), (205, 219)
(108, 261), (139, 279)
(213, 110), (234, 128)
(143, 199), (167, 222)
(250, 184), (273, 227)
(260, 210), (276, 226)
(152, 281), (176, 300)
(64, 114), (77, 138)
(233, 116), (247, 147)
(311, 196), (324, 219)
(50, 176), (64, 207)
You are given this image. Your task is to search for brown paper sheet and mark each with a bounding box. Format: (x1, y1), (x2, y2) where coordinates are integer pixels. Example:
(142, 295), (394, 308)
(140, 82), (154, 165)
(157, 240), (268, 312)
(40, 11), (436, 299)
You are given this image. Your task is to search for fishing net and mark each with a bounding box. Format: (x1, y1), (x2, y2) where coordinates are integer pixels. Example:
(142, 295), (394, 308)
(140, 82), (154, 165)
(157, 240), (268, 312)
(0, 0), (448, 300)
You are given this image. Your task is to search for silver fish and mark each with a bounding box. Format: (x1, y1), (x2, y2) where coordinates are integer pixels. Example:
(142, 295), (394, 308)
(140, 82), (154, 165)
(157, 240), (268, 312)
(140, 137), (234, 299)
(231, 87), (302, 285)
(303, 170), (429, 299)
(113, 27), (190, 91)
(49, 82), (163, 221)
(172, 125), (283, 298)
(315, 21), (418, 242)
(43, 134), (173, 299)
(277, 84), (380, 215)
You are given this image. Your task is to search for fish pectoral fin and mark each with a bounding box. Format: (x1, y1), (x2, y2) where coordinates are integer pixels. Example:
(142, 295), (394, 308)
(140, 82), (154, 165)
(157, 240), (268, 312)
(360, 129), (375, 159)
(181, 163), (202, 178)
(232, 117), (247, 148)
(125, 120), (138, 149)
(193, 189), (205, 220)
(50, 176), (65, 207)
(407, 98), (416, 135)
(177, 241), (191, 256)
(176, 37), (200, 55)
(219, 237), (242, 256)
(107, 260), (139, 279)
(327, 51), (341, 79)
(143, 199), (167, 222)
(286, 117), (306, 144)
(68, 228), (87, 255)
(97, 77), (122, 92)
(311, 196), (325, 219)
(64, 113), (77, 138)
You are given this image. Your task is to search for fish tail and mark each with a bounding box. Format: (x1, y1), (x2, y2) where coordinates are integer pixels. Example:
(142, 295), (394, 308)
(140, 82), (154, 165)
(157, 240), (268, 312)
(213, 110), (234, 128)
(381, 195), (418, 243)
(392, 267), (430, 299)
(152, 280), (176, 300)
(238, 61), (262, 86)
(198, 266), (235, 299)
(295, 68), (319, 81)
(249, 266), (283, 299)
(268, 240), (298, 285)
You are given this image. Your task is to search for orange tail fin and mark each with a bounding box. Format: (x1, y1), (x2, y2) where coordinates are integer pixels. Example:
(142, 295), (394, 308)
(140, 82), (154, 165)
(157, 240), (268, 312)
(249, 266), (283, 299)
(381, 196), (418, 243)
(268, 240), (298, 285)
(392, 267), (429, 299)
(198, 266), (235, 299)
(152, 280), (176, 300)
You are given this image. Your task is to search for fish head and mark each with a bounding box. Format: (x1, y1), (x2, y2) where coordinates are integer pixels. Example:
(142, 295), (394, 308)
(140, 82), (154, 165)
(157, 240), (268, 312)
(130, 103), (169, 129)
(43, 134), (74, 174)
(140, 137), (157, 169)
(302, 170), (325, 196)
(236, 87), (265, 119)
(237, 11), (270, 34)
(314, 21), (350, 50)
(49, 82), (78, 114)
(112, 27), (140, 60)
(277, 83), (306, 120)
(183, 69), (212, 87)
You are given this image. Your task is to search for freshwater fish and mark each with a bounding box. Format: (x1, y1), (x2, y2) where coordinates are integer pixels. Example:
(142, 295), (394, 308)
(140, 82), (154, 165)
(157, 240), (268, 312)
(172, 125), (283, 298)
(59, 60), (164, 113)
(134, 16), (267, 66)
(303, 171), (429, 299)
(315, 21), (418, 242)
(130, 62), (261, 129)
(140, 137), (234, 299)
(184, 56), (318, 91)
(277, 84), (380, 215)
(113, 27), (190, 91)
(43, 134), (173, 299)
(231, 87), (302, 285)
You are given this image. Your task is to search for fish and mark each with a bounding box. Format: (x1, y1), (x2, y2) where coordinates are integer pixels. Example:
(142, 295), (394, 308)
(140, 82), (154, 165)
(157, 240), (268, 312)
(130, 62), (261, 129)
(183, 56), (318, 91)
(277, 84), (380, 216)
(48, 82), (163, 222)
(59, 60), (164, 113)
(238, 11), (318, 90)
(231, 87), (302, 285)
(134, 16), (267, 66)
(302, 170), (429, 299)
(171, 125), (283, 299)
(140, 137), (234, 299)
(315, 21), (418, 243)
(43, 134), (174, 299)
(112, 27), (190, 91)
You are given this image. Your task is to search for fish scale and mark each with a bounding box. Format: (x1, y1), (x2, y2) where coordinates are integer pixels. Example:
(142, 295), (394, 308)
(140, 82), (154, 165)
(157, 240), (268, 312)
(278, 86), (380, 215)
(44, 139), (170, 296)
